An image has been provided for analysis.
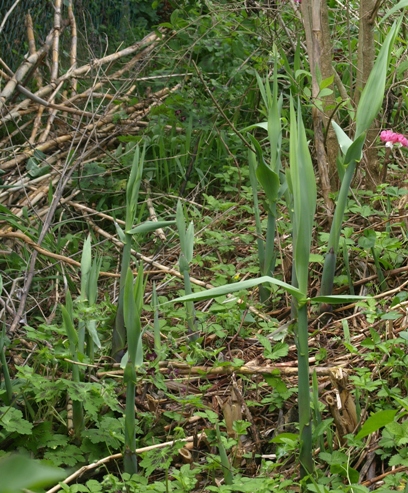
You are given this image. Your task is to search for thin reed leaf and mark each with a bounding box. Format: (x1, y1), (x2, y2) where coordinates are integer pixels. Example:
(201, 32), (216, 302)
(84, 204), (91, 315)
(152, 283), (161, 354)
(171, 276), (305, 304)
(355, 20), (401, 137)
(290, 98), (316, 294)
(248, 148), (265, 270)
(380, 2), (408, 23)
(127, 220), (176, 235)
(124, 360), (137, 475)
(215, 423), (233, 485)
(80, 235), (92, 299)
(312, 371), (324, 452)
(0, 326), (12, 405)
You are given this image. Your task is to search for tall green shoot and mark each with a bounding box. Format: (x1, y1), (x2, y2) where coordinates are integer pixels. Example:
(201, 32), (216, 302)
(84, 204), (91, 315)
(320, 20), (401, 298)
(176, 200), (196, 335)
(247, 65), (283, 302)
(170, 98), (368, 479)
(78, 235), (102, 362)
(123, 263), (145, 474)
(112, 144), (175, 361)
(287, 97), (316, 476)
(112, 144), (145, 361)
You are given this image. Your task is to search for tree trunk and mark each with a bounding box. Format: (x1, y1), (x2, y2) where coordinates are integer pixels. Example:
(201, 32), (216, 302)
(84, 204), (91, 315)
(301, 0), (335, 212)
(355, 0), (381, 189)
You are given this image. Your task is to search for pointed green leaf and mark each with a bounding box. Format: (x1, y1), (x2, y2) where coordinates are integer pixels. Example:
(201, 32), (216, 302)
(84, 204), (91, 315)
(290, 98), (316, 294)
(355, 410), (397, 441)
(127, 220), (175, 234)
(123, 269), (137, 362)
(332, 121), (353, 155)
(114, 221), (127, 243)
(344, 132), (366, 165)
(380, 2), (408, 24)
(241, 122), (268, 132)
(176, 200), (187, 250)
(355, 20), (401, 136)
(255, 71), (268, 108)
(87, 257), (102, 305)
(61, 304), (78, 348)
(311, 295), (369, 304)
(86, 320), (102, 349)
(169, 276), (305, 304)
(80, 235), (92, 298)
(125, 144), (145, 229)
(0, 455), (64, 492)
(185, 222), (194, 263)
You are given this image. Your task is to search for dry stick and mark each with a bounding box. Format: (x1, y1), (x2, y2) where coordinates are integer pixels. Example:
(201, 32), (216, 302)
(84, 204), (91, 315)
(0, 231), (119, 278)
(1, 85), (175, 170)
(66, 201), (126, 226)
(54, 40), (160, 111)
(97, 363), (341, 379)
(0, 25), (56, 112)
(7, 106), (104, 333)
(144, 179), (166, 241)
(51, 0), (62, 81)
(67, 0), (78, 96)
(4, 30), (160, 119)
(45, 433), (205, 493)
(16, 84), (95, 118)
(0, 116), (35, 148)
(0, 0), (20, 35)
(84, 216), (271, 323)
(361, 465), (408, 487)
(25, 12), (46, 144)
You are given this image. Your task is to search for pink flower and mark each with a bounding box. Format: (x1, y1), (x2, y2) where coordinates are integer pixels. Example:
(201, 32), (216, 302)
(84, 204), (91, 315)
(380, 130), (408, 148)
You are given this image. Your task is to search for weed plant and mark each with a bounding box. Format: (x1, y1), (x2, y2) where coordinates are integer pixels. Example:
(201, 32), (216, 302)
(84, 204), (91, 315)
(2, 2), (408, 492)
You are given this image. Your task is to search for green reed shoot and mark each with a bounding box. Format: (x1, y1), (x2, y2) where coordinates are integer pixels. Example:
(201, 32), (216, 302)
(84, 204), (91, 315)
(78, 235), (102, 362)
(112, 143), (174, 361)
(215, 423), (233, 485)
(176, 200), (196, 335)
(171, 98), (368, 479)
(152, 282), (161, 355)
(320, 19), (401, 298)
(247, 65), (283, 302)
(122, 263), (145, 475)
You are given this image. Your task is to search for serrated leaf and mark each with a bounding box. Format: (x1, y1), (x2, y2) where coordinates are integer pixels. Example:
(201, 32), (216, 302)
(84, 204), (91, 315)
(0, 407), (33, 434)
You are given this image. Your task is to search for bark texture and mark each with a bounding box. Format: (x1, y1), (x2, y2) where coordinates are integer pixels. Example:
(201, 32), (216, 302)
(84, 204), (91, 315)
(355, 0), (381, 189)
(301, 0), (336, 211)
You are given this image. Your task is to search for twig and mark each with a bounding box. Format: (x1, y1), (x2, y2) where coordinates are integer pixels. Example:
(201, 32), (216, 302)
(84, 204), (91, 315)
(144, 179), (166, 241)
(0, 0), (20, 35)
(0, 231), (119, 278)
(45, 433), (204, 493)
